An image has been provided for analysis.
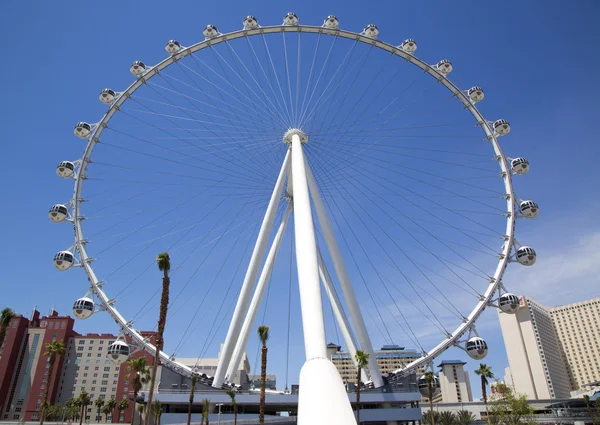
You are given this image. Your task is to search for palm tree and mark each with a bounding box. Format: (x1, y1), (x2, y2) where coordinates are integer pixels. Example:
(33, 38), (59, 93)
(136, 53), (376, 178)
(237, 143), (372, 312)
(95, 399), (105, 423)
(0, 307), (15, 344)
(226, 390), (237, 425)
(257, 325), (270, 425)
(354, 350), (369, 424)
(201, 399), (210, 425)
(439, 411), (455, 425)
(455, 409), (476, 425)
(106, 399), (117, 423)
(66, 397), (78, 422)
(422, 411), (440, 425)
(40, 340), (65, 425)
(137, 405), (144, 425)
(73, 398), (83, 423)
(102, 405), (112, 423)
(474, 363), (494, 423)
(152, 401), (161, 425)
(186, 375), (197, 425)
(117, 400), (130, 423)
(126, 357), (150, 425)
(145, 252), (171, 425)
(78, 391), (91, 425)
(424, 372), (436, 425)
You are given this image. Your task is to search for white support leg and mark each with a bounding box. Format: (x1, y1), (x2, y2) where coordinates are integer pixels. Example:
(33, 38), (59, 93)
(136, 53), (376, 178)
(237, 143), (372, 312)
(318, 250), (368, 383)
(291, 133), (356, 425)
(225, 203), (293, 382)
(305, 157), (384, 388)
(213, 150), (291, 388)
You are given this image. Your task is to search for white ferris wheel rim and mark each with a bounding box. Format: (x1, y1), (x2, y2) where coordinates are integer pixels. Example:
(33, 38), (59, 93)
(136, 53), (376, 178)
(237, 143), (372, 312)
(67, 23), (517, 382)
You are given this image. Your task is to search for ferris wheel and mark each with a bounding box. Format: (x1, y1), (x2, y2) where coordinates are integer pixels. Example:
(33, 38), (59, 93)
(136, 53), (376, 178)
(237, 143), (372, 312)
(50, 13), (537, 421)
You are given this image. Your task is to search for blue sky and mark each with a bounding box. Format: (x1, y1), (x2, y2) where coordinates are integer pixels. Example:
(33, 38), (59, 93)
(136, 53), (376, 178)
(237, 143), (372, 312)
(1, 0), (600, 399)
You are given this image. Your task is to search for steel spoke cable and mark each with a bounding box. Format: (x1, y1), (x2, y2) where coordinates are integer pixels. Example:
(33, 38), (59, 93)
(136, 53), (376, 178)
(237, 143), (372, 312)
(294, 32), (301, 126)
(260, 33), (294, 125)
(281, 32), (296, 124)
(298, 32), (322, 125)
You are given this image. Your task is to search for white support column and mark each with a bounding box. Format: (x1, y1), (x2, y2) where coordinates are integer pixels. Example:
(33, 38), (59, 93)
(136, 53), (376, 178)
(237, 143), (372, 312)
(226, 203), (293, 381)
(318, 250), (368, 383)
(305, 157), (384, 388)
(291, 132), (356, 425)
(213, 150), (291, 388)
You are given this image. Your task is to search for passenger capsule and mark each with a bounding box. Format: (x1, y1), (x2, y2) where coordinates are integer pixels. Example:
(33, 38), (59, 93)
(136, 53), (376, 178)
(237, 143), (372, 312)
(243, 16), (259, 30)
(519, 200), (539, 218)
(49, 204), (68, 222)
(99, 88), (116, 105)
(516, 246), (536, 266)
(511, 157), (530, 175)
(493, 119), (511, 136)
(468, 86), (484, 103)
(165, 40), (181, 55)
(362, 24), (379, 39)
(54, 250), (74, 271)
(56, 161), (75, 178)
(107, 340), (130, 364)
(400, 38), (417, 54)
(323, 15), (339, 29)
(283, 12), (298, 26)
(130, 61), (146, 76)
(436, 59), (453, 75)
(499, 293), (520, 314)
(74, 122), (91, 139)
(203, 25), (219, 39)
(417, 374), (440, 398)
(466, 337), (488, 360)
(73, 297), (94, 319)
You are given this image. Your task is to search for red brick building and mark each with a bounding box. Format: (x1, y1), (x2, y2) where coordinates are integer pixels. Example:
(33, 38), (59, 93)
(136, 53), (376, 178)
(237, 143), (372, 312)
(0, 309), (155, 423)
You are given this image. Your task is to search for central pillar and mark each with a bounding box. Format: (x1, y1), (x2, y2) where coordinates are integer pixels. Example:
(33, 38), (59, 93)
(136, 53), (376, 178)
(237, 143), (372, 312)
(286, 129), (356, 425)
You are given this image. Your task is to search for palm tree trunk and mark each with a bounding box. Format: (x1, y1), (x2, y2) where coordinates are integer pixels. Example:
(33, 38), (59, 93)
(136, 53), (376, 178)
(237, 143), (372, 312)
(482, 377), (489, 424)
(80, 405), (85, 425)
(356, 365), (362, 424)
(428, 382), (435, 425)
(233, 404), (237, 425)
(146, 274), (170, 425)
(259, 345), (267, 425)
(131, 393), (137, 425)
(186, 385), (194, 425)
(40, 358), (55, 425)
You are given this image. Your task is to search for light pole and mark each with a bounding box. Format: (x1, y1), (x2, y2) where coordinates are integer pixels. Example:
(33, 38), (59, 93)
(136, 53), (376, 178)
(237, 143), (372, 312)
(216, 403), (223, 425)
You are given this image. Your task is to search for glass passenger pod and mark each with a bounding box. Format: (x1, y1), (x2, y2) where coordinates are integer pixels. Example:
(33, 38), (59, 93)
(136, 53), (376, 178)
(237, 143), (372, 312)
(73, 297), (94, 319)
(99, 88), (116, 104)
(49, 204), (68, 222)
(436, 59), (453, 75)
(362, 24), (379, 39)
(466, 337), (488, 360)
(401, 38), (417, 54)
(417, 374), (441, 397)
(493, 119), (511, 136)
(519, 200), (539, 218)
(468, 86), (484, 103)
(54, 250), (74, 271)
(165, 40), (181, 55)
(107, 341), (130, 364)
(283, 12), (298, 26)
(74, 122), (91, 139)
(499, 293), (519, 314)
(516, 246), (536, 266)
(203, 25), (219, 39)
(130, 61), (146, 76)
(243, 16), (259, 30)
(323, 15), (339, 29)
(56, 161), (75, 178)
(510, 157), (529, 174)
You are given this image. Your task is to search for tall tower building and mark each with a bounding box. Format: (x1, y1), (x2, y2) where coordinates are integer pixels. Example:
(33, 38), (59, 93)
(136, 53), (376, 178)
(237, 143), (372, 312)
(498, 295), (600, 399)
(437, 360), (472, 403)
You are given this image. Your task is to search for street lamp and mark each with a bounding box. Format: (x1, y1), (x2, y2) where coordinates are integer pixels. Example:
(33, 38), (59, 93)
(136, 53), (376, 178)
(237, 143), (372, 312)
(216, 403), (223, 425)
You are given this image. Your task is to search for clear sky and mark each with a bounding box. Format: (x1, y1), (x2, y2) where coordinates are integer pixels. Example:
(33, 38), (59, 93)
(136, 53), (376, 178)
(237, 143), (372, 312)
(1, 0), (600, 400)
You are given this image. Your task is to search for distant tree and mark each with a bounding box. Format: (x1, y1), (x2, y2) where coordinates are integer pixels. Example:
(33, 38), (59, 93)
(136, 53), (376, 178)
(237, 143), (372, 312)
(0, 307), (16, 343)
(95, 398), (105, 423)
(354, 350), (369, 424)
(117, 400), (130, 423)
(439, 411), (455, 425)
(422, 411), (441, 425)
(106, 399), (117, 423)
(489, 387), (535, 425)
(257, 325), (270, 425)
(126, 357), (150, 425)
(78, 391), (91, 425)
(455, 409), (476, 425)
(152, 401), (161, 425)
(186, 375), (197, 425)
(40, 340), (66, 425)
(201, 399), (211, 425)
(474, 363), (495, 423)
(226, 390), (238, 425)
(424, 372), (437, 425)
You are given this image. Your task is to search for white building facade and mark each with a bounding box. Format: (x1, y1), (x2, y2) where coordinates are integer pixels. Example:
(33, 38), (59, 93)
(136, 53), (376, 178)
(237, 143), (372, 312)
(436, 360), (472, 403)
(499, 295), (600, 399)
